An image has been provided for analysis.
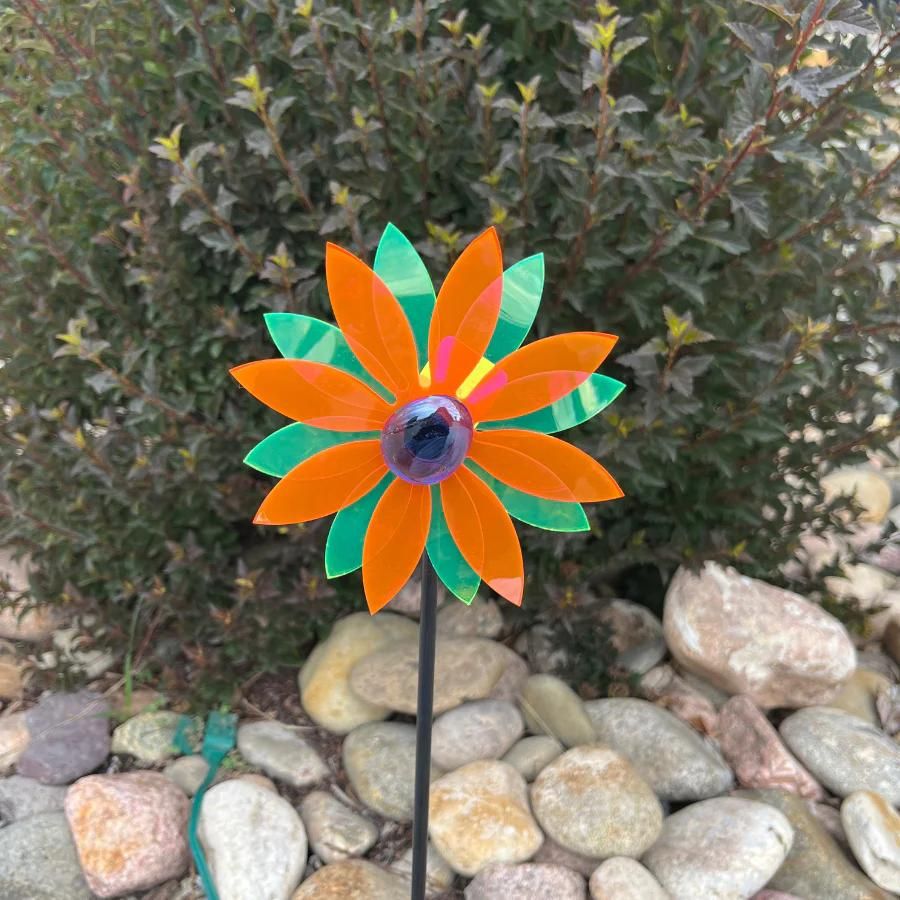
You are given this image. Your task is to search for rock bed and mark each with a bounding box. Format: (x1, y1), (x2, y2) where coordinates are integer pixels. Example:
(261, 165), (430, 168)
(0, 530), (899, 897)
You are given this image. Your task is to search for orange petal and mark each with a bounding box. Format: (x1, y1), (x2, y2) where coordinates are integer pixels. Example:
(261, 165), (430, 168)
(440, 467), (523, 606)
(428, 228), (503, 389)
(468, 430), (623, 502)
(231, 359), (392, 430)
(466, 332), (618, 423)
(254, 440), (387, 525)
(325, 243), (420, 400)
(363, 479), (432, 614)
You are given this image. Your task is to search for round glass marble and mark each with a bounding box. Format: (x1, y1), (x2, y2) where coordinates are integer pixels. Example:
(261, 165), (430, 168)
(381, 395), (474, 485)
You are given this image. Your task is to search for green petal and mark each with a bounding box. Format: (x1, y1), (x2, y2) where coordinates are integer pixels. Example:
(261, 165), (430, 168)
(484, 254), (544, 362)
(468, 462), (590, 532)
(373, 223), (435, 367)
(325, 473), (394, 578)
(263, 312), (390, 400)
(244, 423), (377, 477)
(480, 374), (625, 434)
(426, 485), (480, 604)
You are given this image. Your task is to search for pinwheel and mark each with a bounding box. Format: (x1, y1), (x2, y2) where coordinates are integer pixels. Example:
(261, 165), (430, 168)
(230, 225), (624, 614)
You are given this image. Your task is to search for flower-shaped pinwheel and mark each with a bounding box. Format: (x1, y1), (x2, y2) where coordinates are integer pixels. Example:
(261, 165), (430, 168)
(231, 226), (624, 613)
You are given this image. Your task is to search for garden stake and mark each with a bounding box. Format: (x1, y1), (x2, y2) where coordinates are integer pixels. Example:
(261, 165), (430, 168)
(410, 554), (439, 900)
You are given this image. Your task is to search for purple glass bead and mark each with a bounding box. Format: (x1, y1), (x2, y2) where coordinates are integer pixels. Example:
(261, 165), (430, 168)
(380, 395), (474, 485)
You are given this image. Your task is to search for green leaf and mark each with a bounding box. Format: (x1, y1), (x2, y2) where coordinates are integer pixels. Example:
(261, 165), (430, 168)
(373, 223), (435, 368)
(325, 474), (393, 578)
(820, 0), (878, 35)
(244, 423), (376, 478)
(781, 67), (859, 106)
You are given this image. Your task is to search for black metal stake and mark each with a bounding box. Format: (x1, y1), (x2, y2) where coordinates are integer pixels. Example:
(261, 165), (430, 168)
(410, 553), (438, 900)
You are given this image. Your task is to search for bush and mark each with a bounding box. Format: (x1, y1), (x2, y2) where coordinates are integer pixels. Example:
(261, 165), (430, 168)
(1, 0), (897, 699)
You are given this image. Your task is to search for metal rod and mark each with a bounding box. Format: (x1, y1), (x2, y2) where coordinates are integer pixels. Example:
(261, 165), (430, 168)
(410, 553), (438, 900)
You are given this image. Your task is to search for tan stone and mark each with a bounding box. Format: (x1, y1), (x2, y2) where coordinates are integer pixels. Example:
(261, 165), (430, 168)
(717, 695), (825, 800)
(822, 468), (892, 524)
(291, 859), (408, 899)
(65, 772), (190, 897)
(0, 602), (57, 642)
(829, 669), (890, 725)
(428, 760), (543, 877)
(0, 710), (29, 773)
(521, 674), (596, 747)
(0, 640), (25, 699)
(299, 612), (417, 734)
(664, 562), (855, 708)
(436, 596), (503, 639)
(350, 637), (509, 715)
(640, 664), (719, 735)
(841, 791), (900, 893)
(589, 857), (668, 900)
(531, 745), (662, 859)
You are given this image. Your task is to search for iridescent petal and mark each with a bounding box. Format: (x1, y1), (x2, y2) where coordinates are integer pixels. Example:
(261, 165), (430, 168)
(325, 473), (393, 578)
(426, 485), (480, 604)
(264, 313), (390, 400)
(484, 254), (544, 362)
(467, 462), (590, 532)
(479, 374), (625, 434)
(373, 223), (435, 367)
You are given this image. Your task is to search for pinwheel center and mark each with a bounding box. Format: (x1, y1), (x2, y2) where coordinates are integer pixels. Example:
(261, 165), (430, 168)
(380, 395), (474, 486)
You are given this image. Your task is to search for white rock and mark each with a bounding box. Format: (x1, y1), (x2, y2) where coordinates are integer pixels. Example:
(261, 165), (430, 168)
(300, 790), (378, 863)
(643, 797), (793, 900)
(664, 562), (856, 708)
(198, 779), (307, 900)
(589, 857), (668, 900)
(237, 720), (329, 788)
(822, 468), (893, 524)
(841, 791), (900, 893)
(431, 700), (523, 770)
(502, 735), (564, 781)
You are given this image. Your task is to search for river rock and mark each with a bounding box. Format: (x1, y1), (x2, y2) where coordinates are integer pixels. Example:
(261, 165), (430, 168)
(829, 669), (890, 726)
(643, 797), (793, 900)
(487, 648), (530, 702)
(291, 859), (408, 899)
(736, 788), (890, 899)
(300, 790), (378, 863)
(502, 735), (563, 781)
(588, 857), (668, 900)
(531, 745), (662, 858)
(464, 863), (586, 899)
(437, 597), (503, 639)
(163, 755), (210, 796)
(0, 640), (24, 699)
(299, 612), (417, 734)
(198, 778), (307, 900)
(343, 721), (439, 821)
(431, 699), (523, 770)
(351, 637), (510, 715)
(842, 791), (900, 893)
(640, 665), (719, 735)
(599, 599), (666, 674)
(17, 690), (110, 784)
(237, 720), (329, 788)
(717, 695), (824, 800)
(532, 837), (601, 877)
(0, 775), (66, 824)
(822, 468), (893, 524)
(780, 706), (900, 802)
(664, 562), (855, 708)
(0, 810), (92, 899)
(428, 760), (543, 876)
(111, 710), (188, 764)
(0, 712), (30, 774)
(389, 841), (456, 896)
(521, 674), (596, 747)
(585, 698), (732, 801)
(65, 771), (190, 896)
